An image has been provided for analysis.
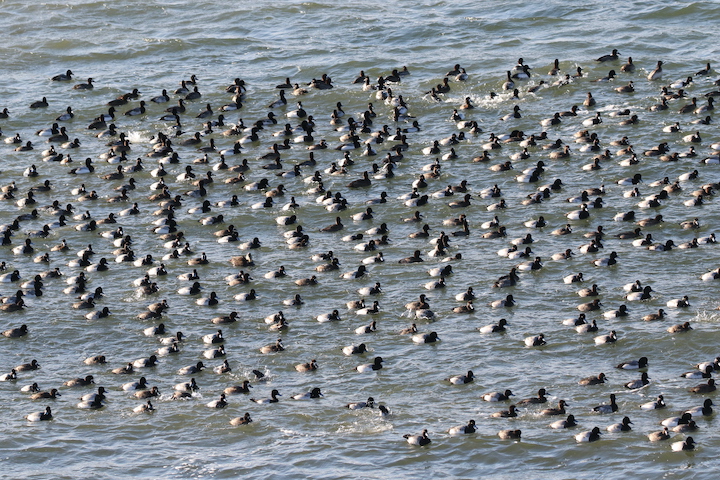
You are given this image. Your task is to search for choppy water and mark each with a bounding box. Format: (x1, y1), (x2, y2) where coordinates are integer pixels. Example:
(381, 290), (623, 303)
(2, 1), (720, 478)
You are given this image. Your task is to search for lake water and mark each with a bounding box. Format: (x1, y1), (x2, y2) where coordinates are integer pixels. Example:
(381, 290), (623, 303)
(1, 1), (720, 478)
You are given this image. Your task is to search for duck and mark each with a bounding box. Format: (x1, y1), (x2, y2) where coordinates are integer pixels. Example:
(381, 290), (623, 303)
(30, 97), (49, 109)
(448, 420), (476, 435)
(16, 359), (40, 372)
(594, 330), (617, 345)
(626, 285), (653, 301)
(607, 417), (633, 433)
(346, 397), (375, 410)
(295, 359), (318, 372)
(625, 373), (650, 389)
(74, 77), (94, 90)
(2, 324), (28, 337)
(80, 387), (107, 403)
(133, 401), (155, 413)
(662, 412), (693, 428)
(403, 429), (431, 446)
(230, 413), (253, 426)
(671, 437), (696, 451)
(482, 389), (513, 402)
(550, 414), (577, 429)
(579, 373), (606, 386)
(524, 333), (546, 347)
(356, 356), (383, 372)
(250, 389), (281, 404)
(122, 377), (148, 391)
(668, 322), (692, 334)
(135, 386), (161, 399)
(291, 387), (323, 400)
(493, 268), (519, 288)
(647, 61), (663, 81)
(31, 388), (62, 400)
(516, 388), (549, 405)
(260, 338), (284, 354)
(689, 379), (716, 394)
(497, 429), (522, 440)
(683, 399), (713, 417)
(596, 49), (620, 62)
(64, 375), (94, 387)
(575, 427), (602, 443)
(411, 331), (439, 344)
(446, 370), (474, 385)
(667, 296), (690, 308)
(578, 299), (603, 312)
(641, 396), (666, 410)
(617, 357), (649, 370)
(25, 406), (53, 422)
(648, 427), (671, 442)
(177, 282), (202, 295)
(196, 292), (219, 306)
(542, 400), (569, 416)
(178, 362), (204, 375)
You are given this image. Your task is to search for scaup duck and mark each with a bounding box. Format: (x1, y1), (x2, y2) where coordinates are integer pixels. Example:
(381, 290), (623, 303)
(617, 357), (648, 370)
(685, 399), (713, 416)
(291, 387), (323, 400)
(575, 427), (602, 443)
(550, 414), (577, 429)
(250, 389), (281, 404)
(498, 429), (522, 440)
(26, 406), (53, 422)
(607, 417), (632, 433)
(403, 429), (431, 446)
(448, 420), (476, 435)
(648, 427), (671, 442)
(178, 362), (204, 375)
(357, 356), (383, 372)
(225, 380), (252, 395)
(230, 413), (253, 426)
(689, 379), (715, 394)
(671, 437), (695, 451)
(517, 388), (549, 405)
(206, 394), (228, 408)
(641, 396), (666, 410)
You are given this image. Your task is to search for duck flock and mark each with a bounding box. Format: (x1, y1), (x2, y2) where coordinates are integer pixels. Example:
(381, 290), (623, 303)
(3, 48), (720, 456)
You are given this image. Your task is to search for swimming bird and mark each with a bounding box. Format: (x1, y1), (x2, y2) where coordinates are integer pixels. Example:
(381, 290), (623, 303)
(448, 420), (476, 435)
(689, 379), (716, 394)
(250, 389), (281, 404)
(575, 427), (602, 442)
(206, 394), (228, 408)
(403, 429), (431, 446)
(549, 414), (577, 429)
(26, 406), (53, 422)
(596, 49), (620, 62)
(648, 427), (671, 442)
(356, 356), (383, 372)
(607, 417), (633, 433)
(230, 413), (253, 426)
(482, 389), (513, 402)
(178, 362), (204, 375)
(291, 387), (323, 400)
(625, 373), (650, 389)
(617, 357), (648, 370)
(685, 399), (713, 416)
(517, 388), (549, 406)
(641, 396), (666, 410)
(672, 437), (696, 451)
(594, 330), (617, 345)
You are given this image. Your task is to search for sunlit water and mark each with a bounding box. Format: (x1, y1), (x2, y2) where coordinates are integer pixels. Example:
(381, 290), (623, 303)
(1, 1), (720, 478)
